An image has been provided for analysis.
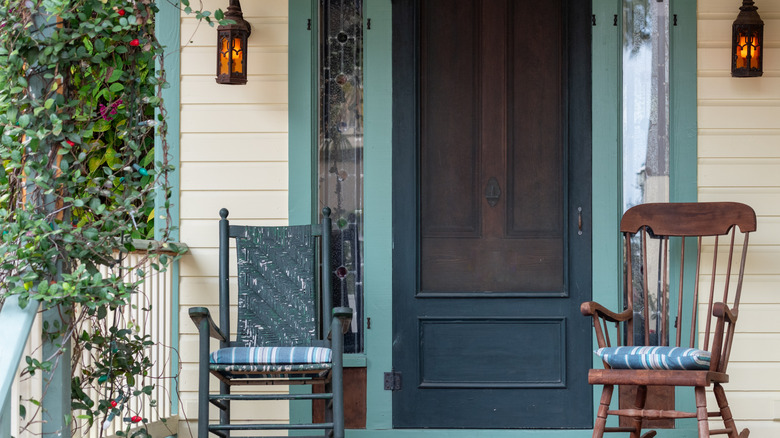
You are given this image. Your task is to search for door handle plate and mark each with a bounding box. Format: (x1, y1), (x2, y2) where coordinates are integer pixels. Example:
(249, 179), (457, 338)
(485, 177), (501, 207)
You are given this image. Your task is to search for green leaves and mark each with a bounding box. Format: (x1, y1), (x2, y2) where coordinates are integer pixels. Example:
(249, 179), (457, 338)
(107, 68), (123, 83)
(109, 82), (124, 93)
(0, 0), (201, 434)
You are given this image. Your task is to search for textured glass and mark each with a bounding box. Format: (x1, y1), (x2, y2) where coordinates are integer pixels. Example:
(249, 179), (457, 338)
(735, 31), (760, 69)
(622, 0), (670, 346)
(219, 35), (230, 75)
(319, 0), (364, 353)
(232, 37), (244, 73)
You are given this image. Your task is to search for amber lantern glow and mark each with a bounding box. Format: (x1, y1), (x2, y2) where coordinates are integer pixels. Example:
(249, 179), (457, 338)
(216, 0), (251, 85)
(732, 0), (763, 77)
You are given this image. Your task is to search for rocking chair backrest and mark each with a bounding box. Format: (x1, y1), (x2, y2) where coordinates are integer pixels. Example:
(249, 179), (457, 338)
(217, 208), (333, 348)
(619, 202), (756, 373)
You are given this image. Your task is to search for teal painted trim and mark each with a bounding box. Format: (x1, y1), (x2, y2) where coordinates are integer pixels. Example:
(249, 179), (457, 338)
(154, 0), (181, 415)
(345, 429), (699, 438)
(288, 1), (317, 432)
(288, 0), (317, 225)
(591, 0), (622, 426)
(288, 385), (313, 437)
(154, 0), (180, 243)
(363, 0), (393, 430)
(669, 0), (697, 204)
(344, 353), (367, 367)
(669, 0), (697, 424)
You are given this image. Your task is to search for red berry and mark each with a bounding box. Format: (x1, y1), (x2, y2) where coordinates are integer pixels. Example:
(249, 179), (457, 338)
(110, 400), (118, 407)
(117, 9), (125, 16)
(131, 416), (142, 423)
(65, 140), (75, 147)
(130, 39), (140, 47)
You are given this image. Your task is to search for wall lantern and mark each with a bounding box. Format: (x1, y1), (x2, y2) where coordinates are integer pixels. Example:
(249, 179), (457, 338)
(216, 0), (251, 85)
(731, 0), (763, 78)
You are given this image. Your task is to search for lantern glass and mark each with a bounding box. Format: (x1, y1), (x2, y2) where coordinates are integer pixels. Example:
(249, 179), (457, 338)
(734, 30), (760, 70)
(219, 35), (230, 76)
(231, 37), (244, 74)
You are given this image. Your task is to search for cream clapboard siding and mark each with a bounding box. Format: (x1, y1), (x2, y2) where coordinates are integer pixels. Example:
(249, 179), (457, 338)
(177, 1), (290, 436)
(698, 0), (780, 435)
(171, 1), (780, 435)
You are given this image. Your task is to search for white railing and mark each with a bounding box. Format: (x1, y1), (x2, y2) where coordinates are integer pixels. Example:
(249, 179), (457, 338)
(7, 240), (185, 438)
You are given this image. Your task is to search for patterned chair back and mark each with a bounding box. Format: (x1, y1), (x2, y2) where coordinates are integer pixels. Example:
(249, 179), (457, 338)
(217, 208), (333, 349)
(233, 225), (318, 347)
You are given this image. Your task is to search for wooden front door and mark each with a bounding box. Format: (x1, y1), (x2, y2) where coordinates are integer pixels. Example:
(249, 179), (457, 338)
(392, 0), (592, 429)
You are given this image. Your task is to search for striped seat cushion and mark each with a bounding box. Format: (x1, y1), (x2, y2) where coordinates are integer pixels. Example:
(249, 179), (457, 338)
(595, 346), (711, 371)
(210, 346), (332, 365)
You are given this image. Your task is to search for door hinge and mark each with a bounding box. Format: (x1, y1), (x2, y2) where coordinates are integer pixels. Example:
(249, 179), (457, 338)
(384, 371), (402, 391)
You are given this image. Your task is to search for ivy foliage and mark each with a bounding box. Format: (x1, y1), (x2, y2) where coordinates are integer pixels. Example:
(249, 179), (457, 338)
(0, 0), (165, 295)
(0, 0), (217, 435)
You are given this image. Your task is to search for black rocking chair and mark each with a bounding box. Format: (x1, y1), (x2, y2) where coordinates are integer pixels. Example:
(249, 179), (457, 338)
(189, 207), (352, 438)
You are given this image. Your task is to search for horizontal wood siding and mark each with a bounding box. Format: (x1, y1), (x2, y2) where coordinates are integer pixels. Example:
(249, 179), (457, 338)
(698, 0), (780, 431)
(177, 1), (290, 436)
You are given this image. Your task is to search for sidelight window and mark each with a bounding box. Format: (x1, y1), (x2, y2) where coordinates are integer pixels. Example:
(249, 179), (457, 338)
(318, 0), (364, 353)
(622, 0), (670, 346)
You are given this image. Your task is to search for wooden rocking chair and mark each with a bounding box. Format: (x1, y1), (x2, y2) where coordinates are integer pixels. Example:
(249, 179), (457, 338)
(189, 207), (352, 438)
(581, 202), (755, 438)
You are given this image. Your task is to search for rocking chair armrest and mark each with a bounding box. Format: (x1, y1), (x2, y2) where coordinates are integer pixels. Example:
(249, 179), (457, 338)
(712, 302), (738, 324)
(580, 301), (633, 323)
(189, 307), (227, 342)
(333, 307), (354, 334)
(327, 307), (354, 340)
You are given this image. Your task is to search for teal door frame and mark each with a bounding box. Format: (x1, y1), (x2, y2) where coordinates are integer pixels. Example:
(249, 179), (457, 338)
(155, 0), (181, 416)
(288, 0), (697, 435)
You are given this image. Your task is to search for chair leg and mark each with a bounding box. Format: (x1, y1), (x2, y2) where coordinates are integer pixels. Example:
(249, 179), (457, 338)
(322, 380), (334, 438)
(713, 383), (749, 438)
(198, 321), (210, 438)
(332, 364), (345, 438)
(220, 381), (230, 438)
(695, 386), (710, 438)
(593, 385), (614, 438)
(629, 385), (648, 438)
(331, 315), (345, 438)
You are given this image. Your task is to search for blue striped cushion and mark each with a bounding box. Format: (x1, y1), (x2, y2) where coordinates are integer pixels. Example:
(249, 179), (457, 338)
(210, 347), (332, 365)
(595, 346), (711, 371)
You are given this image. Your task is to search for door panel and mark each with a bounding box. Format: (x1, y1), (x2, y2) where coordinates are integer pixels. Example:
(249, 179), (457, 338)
(419, 0), (480, 238)
(508, 0), (564, 239)
(420, 0), (565, 294)
(419, 318), (566, 387)
(392, 0), (592, 429)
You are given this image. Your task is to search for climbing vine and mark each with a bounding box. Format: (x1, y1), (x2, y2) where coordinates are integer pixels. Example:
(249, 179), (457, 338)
(0, 0), (221, 435)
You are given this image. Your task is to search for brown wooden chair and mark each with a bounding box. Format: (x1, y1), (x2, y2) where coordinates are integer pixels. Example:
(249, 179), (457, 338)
(581, 202), (755, 438)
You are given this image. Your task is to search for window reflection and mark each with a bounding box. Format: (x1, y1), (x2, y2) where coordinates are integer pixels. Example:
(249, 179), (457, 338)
(622, 0), (670, 346)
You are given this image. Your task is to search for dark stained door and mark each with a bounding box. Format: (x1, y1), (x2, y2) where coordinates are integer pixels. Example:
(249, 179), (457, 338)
(392, 0), (592, 429)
